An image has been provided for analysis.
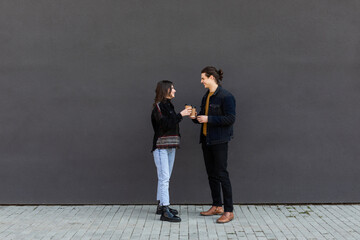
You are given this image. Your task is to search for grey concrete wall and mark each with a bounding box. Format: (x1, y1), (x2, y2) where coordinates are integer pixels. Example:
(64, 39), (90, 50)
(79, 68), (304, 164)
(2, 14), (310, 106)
(1, 0), (359, 204)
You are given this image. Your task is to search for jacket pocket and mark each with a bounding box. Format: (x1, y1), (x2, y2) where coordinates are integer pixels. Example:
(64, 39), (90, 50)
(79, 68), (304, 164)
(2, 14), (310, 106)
(209, 104), (222, 115)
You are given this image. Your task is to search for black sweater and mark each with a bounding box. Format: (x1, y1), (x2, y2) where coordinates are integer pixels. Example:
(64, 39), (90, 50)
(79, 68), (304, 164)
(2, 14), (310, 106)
(151, 99), (183, 152)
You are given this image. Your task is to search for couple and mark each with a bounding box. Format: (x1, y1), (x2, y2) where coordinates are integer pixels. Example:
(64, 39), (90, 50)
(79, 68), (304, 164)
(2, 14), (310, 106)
(151, 66), (236, 224)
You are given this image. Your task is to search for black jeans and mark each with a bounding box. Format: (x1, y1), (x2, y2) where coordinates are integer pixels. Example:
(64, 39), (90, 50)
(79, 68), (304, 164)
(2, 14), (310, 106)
(202, 140), (233, 212)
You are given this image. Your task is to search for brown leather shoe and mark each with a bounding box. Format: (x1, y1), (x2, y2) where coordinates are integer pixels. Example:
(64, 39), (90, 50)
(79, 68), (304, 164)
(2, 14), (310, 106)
(200, 206), (224, 216)
(216, 212), (234, 223)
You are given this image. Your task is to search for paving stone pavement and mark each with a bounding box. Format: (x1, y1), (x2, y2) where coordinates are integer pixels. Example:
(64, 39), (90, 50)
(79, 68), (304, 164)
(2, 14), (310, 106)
(0, 204), (359, 239)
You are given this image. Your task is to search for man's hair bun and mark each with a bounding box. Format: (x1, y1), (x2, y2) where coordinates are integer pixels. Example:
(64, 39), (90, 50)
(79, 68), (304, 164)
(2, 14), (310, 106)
(218, 69), (223, 81)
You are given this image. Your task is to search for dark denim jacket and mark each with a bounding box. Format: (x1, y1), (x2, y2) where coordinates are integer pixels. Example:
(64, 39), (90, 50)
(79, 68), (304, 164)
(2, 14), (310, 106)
(193, 86), (236, 145)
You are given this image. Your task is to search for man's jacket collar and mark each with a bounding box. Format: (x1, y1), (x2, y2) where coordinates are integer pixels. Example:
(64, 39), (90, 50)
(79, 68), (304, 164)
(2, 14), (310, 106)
(206, 85), (222, 97)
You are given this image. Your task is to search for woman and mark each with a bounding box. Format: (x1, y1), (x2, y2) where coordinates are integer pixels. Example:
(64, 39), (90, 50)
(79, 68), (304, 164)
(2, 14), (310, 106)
(151, 80), (191, 222)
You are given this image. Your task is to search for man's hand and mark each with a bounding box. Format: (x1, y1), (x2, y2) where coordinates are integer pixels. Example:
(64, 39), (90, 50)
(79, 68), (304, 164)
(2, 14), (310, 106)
(197, 115), (208, 123)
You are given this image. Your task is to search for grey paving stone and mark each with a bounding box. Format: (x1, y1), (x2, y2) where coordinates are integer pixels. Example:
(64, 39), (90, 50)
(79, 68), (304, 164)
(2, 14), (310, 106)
(0, 204), (359, 239)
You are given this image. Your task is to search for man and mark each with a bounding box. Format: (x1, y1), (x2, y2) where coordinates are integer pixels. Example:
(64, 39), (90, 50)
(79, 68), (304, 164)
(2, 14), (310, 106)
(192, 66), (236, 223)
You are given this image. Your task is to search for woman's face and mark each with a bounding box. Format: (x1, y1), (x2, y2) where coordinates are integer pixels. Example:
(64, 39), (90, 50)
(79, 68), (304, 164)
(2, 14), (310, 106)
(167, 85), (176, 99)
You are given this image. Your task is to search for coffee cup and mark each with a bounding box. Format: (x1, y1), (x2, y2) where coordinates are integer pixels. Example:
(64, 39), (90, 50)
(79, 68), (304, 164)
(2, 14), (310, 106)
(185, 104), (192, 110)
(190, 107), (197, 119)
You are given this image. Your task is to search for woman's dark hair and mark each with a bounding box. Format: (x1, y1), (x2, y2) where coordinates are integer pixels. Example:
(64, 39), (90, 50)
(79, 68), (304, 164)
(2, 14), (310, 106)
(153, 80), (173, 107)
(201, 66), (223, 85)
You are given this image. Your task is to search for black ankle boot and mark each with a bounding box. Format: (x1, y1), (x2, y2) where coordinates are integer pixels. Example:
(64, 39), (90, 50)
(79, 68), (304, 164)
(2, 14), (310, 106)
(156, 202), (178, 215)
(156, 201), (162, 214)
(160, 206), (181, 222)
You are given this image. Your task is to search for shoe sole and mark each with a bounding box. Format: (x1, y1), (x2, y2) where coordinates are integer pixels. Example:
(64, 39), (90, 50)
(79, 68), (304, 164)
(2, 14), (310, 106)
(216, 218), (234, 224)
(160, 216), (181, 222)
(200, 212), (224, 216)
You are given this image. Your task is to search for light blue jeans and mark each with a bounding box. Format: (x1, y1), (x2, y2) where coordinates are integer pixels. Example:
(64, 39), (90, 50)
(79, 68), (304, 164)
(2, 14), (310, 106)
(153, 148), (176, 206)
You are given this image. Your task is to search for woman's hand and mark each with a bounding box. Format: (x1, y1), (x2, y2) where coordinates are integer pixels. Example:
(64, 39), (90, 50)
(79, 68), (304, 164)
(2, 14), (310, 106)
(180, 108), (192, 117)
(197, 115), (208, 123)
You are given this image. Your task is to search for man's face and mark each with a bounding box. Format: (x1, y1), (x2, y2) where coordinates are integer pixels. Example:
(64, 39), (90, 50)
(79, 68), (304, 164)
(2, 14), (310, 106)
(201, 73), (213, 89)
